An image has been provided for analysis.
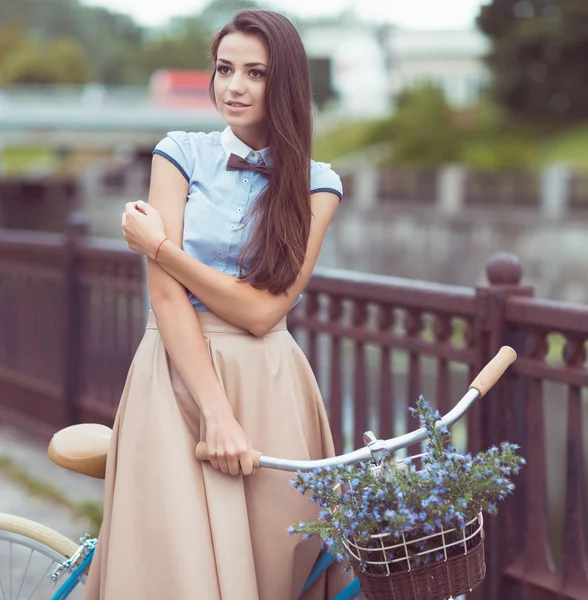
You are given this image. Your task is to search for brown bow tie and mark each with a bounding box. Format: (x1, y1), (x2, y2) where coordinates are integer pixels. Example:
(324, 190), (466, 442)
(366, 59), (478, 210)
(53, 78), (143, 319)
(226, 153), (273, 178)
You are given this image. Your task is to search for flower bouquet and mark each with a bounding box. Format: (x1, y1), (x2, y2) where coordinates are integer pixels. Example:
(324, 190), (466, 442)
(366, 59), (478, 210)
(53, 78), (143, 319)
(289, 397), (525, 600)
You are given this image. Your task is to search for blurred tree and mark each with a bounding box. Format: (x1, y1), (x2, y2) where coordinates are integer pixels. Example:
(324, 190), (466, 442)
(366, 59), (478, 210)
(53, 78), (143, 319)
(146, 20), (212, 71)
(0, 0), (79, 39)
(389, 85), (463, 165)
(0, 0), (145, 83)
(77, 6), (146, 83)
(0, 24), (28, 60)
(0, 25), (46, 83)
(0, 25), (92, 84)
(478, 0), (588, 121)
(46, 39), (94, 83)
(0, 0), (265, 85)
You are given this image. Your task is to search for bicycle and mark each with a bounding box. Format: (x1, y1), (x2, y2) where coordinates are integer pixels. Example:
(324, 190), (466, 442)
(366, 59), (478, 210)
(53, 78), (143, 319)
(0, 347), (516, 599)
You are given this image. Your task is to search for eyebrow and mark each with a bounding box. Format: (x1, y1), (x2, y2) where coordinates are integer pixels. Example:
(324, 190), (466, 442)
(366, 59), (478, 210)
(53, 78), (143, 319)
(217, 58), (267, 68)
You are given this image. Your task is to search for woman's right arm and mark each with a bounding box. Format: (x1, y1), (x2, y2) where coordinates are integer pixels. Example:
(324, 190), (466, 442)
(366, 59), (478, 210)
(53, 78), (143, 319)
(142, 155), (254, 476)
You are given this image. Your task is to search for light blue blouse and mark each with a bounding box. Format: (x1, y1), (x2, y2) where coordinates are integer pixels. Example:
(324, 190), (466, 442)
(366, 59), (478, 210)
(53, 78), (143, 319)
(152, 126), (343, 312)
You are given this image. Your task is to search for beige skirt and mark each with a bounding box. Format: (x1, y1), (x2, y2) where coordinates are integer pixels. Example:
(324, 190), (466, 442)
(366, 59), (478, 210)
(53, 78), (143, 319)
(83, 311), (351, 600)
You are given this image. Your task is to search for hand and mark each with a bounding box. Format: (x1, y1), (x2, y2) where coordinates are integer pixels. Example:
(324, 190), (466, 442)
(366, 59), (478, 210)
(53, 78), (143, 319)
(205, 414), (255, 476)
(121, 200), (166, 259)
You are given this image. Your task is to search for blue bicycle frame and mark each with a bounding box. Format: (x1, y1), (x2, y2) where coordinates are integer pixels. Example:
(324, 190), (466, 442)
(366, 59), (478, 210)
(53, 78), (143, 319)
(302, 552), (362, 599)
(51, 548), (95, 600)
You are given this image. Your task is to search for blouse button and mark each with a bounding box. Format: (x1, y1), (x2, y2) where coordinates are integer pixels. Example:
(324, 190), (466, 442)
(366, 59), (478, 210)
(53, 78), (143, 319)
(237, 208), (242, 213)
(230, 225), (235, 230)
(243, 179), (249, 184)
(219, 254), (224, 259)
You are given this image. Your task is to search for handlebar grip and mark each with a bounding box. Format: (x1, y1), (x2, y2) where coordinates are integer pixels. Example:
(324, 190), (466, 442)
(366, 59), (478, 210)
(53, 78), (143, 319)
(469, 346), (517, 397)
(195, 442), (262, 469)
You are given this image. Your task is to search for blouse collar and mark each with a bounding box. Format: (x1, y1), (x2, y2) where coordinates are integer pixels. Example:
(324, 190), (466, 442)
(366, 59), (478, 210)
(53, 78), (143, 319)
(220, 126), (273, 166)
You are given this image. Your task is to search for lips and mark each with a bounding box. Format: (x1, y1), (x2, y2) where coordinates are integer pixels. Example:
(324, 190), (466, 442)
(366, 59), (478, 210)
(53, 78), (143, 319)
(225, 101), (250, 108)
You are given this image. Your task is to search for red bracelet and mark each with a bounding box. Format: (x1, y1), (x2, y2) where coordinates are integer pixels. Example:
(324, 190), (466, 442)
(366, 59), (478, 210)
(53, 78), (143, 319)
(154, 237), (169, 262)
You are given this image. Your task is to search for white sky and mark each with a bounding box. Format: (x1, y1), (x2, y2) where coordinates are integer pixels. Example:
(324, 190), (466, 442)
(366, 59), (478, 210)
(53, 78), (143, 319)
(81, 0), (488, 30)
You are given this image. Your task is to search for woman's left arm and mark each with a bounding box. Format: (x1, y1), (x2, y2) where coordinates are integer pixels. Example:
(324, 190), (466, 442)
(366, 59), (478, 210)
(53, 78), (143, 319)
(123, 192), (339, 337)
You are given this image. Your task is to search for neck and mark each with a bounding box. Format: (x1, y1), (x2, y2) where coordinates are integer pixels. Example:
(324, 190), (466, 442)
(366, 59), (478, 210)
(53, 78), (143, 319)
(230, 125), (269, 151)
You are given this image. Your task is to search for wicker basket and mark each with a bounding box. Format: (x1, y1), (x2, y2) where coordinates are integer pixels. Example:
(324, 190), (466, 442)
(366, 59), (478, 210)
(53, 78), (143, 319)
(347, 513), (486, 600)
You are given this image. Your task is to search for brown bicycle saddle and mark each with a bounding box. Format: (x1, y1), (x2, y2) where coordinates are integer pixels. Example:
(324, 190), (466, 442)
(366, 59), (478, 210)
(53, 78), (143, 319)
(48, 423), (112, 479)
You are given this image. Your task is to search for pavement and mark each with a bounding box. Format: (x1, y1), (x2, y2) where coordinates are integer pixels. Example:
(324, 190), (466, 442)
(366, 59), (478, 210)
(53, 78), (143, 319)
(0, 424), (102, 598)
(0, 424), (104, 540)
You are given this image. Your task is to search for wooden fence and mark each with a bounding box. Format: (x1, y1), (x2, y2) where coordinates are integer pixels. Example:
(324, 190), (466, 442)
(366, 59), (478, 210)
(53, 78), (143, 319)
(0, 219), (586, 600)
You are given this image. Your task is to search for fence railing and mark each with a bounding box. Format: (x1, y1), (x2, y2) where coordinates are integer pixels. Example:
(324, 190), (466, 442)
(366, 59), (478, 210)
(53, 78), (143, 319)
(0, 220), (586, 600)
(346, 165), (588, 216)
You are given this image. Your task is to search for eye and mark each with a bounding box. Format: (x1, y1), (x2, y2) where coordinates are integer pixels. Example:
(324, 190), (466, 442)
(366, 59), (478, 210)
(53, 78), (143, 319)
(216, 65), (231, 75)
(250, 69), (266, 79)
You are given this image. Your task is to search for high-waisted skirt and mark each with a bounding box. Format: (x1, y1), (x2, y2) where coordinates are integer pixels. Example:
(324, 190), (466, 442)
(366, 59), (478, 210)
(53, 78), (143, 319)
(83, 310), (351, 599)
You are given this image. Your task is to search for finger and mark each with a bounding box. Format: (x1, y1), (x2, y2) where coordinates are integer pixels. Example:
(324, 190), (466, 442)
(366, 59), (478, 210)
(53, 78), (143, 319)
(240, 452), (254, 477)
(209, 449), (222, 472)
(136, 200), (150, 213)
(227, 454), (240, 476)
(125, 202), (135, 214)
(135, 200), (147, 215)
(217, 456), (230, 475)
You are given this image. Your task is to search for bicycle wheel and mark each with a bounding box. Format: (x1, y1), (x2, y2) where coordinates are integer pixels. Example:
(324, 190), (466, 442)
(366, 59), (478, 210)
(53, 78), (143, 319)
(0, 513), (85, 599)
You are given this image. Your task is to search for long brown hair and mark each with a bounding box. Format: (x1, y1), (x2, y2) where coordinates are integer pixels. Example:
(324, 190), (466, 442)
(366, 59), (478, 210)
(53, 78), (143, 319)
(209, 10), (313, 295)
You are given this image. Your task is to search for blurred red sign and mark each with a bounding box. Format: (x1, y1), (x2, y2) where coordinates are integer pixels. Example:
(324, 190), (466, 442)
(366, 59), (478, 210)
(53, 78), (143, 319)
(149, 70), (216, 109)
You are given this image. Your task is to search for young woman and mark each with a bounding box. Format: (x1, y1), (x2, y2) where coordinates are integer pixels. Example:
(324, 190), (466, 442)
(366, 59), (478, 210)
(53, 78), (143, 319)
(84, 9), (350, 600)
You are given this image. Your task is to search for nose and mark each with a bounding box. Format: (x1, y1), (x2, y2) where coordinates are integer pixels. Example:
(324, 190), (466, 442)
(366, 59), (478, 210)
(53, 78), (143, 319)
(227, 71), (246, 95)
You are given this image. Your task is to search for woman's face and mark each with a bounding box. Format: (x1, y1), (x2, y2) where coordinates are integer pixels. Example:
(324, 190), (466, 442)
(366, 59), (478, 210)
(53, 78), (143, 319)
(214, 32), (269, 145)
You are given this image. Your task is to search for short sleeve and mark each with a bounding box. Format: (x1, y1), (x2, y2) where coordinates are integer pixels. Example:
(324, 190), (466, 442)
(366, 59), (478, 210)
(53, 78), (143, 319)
(152, 131), (192, 183)
(310, 161), (343, 201)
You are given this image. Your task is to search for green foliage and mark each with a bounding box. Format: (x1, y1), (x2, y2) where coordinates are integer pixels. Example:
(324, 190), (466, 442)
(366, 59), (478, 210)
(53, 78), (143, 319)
(457, 100), (537, 170)
(313, 88), (546, 170)
(539, 125), (588, 170)
(120, 20), (213, 84)
(0, 0), (226, 84)
(47, 39), (93, 83)
(312, 119), (389, 163)
(387, 85), (463, 166)
(0, 0), (145, 83)
(478, 0), (588, 121)
(460, 136), (535, 171)
(1, 146), (55, 175)
(0, 0), (83, 40)
(0, 25), (93, 84)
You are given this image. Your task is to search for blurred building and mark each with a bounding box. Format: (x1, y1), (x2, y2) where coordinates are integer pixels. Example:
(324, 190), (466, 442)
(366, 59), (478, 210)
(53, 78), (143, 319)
(300, 21), (490, 118)
(390, 29), (491, 108)
(301, 20), (392, 118)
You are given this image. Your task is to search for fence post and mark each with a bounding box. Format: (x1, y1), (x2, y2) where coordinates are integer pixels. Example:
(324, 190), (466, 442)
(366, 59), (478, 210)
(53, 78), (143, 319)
(436, 164), (466, 216)
(473, 252), (534, 600)
(351, 164), (379, 211)
(62, 210), (88, 427)
(540, 162), (571, 220)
